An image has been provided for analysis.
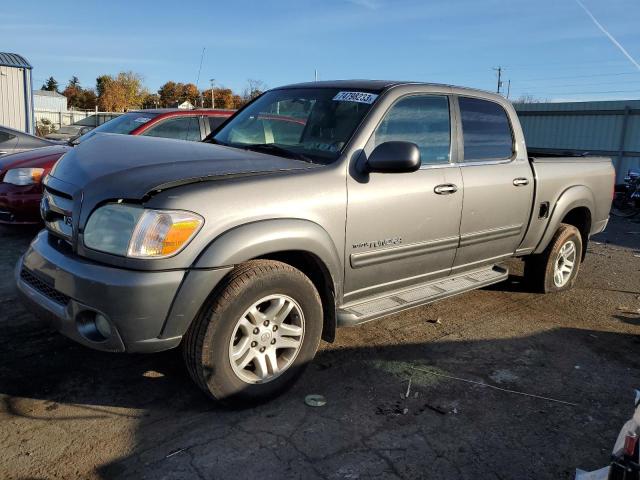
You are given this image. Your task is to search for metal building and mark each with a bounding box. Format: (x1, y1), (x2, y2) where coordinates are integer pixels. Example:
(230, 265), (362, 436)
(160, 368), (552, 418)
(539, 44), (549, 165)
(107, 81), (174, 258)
(514, 100), (640, 183)
(33, 89), (67, 112)
(0, 52), (34, 134)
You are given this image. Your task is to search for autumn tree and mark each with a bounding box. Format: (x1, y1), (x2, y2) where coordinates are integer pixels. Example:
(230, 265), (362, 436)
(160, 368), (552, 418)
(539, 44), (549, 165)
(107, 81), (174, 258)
(142, 93), (160, 109)
(202, 87), (236, 109)
(97, 71), (147, 112)
(158, 81), (180, 107)
(61, 76), (98, 110)
(41, 76), (59, 92)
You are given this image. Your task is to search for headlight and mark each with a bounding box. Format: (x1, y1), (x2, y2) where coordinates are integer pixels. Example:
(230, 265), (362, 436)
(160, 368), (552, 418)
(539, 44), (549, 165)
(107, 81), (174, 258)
(3, 168), (45, 185)
(84, 204), (203, 258)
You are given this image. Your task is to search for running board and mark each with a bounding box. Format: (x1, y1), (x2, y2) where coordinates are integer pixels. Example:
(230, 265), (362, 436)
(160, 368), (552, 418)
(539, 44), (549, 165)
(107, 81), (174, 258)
(337, 265), (508, 326)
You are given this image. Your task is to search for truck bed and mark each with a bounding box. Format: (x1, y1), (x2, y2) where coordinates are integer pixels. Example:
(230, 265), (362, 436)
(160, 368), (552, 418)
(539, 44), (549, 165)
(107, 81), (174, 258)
(517, 154), (614, 255)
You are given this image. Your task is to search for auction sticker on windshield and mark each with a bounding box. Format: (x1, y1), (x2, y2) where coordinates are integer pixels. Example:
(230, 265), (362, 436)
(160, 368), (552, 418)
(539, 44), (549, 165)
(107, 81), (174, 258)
(333, 91), (378, 104)
(134, 117), (152, 123)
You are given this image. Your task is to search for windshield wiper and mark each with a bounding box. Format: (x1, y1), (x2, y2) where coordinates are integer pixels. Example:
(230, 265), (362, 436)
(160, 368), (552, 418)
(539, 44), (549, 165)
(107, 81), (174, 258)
(241, 143), (314, 163)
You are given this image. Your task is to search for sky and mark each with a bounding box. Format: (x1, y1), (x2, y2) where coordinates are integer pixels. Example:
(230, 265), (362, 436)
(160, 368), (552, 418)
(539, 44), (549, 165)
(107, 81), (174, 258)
(1, 0), (639, 102)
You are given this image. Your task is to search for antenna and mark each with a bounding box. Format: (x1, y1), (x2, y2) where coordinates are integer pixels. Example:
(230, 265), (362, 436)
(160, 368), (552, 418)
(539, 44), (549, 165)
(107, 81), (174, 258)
(315, 69), (318, 82)
(195, 47), (205, 88)
(195, 47), (206, 107)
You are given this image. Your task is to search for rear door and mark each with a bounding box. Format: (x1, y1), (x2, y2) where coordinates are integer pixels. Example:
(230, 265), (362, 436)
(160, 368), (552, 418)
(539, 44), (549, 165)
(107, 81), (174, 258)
(452, 96), (533, 272)
(344, 94), (463, 302)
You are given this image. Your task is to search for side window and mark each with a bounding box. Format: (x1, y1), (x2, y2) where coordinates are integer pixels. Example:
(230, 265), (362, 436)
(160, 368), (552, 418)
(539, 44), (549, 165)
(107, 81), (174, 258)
(143, 117), (201, 142)
(373, 95), (451, 165)
(459, 97), (513, 162)
(208, 116), (227, 132)
(0, 131), (16, 144)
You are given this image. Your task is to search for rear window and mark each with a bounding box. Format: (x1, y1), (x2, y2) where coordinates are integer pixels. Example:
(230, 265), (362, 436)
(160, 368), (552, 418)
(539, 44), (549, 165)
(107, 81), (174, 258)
(459, 97), (513, 162)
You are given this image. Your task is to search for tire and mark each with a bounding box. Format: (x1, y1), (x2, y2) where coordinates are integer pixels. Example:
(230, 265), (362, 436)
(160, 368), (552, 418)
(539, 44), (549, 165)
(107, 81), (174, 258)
(524, 223), (583, 294)
(183, 260), (323, 404)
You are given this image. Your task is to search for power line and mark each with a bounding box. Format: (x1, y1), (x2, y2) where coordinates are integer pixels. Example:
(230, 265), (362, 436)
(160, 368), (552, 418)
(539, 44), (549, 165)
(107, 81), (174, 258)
(515, 88), (640, 96)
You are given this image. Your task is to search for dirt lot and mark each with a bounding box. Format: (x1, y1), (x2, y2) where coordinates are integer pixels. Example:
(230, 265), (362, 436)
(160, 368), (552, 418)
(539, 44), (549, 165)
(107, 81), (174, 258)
(1, 218), (639, 480)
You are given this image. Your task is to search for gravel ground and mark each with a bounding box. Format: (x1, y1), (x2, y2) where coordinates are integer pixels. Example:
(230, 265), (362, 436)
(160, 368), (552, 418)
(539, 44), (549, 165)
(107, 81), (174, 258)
(1, 217), (639, 479)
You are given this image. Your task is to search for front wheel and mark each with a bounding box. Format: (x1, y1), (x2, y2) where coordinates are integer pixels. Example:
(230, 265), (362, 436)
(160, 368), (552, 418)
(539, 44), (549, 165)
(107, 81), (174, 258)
(524, 223), (583, 293)
(183, 260), (323, 404)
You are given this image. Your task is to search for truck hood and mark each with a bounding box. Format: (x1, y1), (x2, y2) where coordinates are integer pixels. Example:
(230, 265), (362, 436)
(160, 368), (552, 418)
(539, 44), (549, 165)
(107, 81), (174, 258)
(0, 145), (70, 174)
(48, 133), (320, 204)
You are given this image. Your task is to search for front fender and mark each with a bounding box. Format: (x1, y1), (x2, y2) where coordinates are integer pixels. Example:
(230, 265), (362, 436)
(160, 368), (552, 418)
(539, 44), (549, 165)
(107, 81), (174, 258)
(194, 218), (343, 295)
(533, 185), (595, 254)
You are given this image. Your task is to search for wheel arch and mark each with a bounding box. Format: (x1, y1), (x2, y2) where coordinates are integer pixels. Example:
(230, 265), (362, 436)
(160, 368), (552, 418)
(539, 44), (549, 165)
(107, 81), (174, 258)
(194, 219), (343, 342)
(534, 185), (595, 258)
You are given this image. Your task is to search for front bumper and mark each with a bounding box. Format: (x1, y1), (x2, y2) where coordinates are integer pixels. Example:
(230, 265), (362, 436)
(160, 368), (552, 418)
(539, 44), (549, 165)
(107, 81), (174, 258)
(16, 231), (189, 352)
(0, 182), (42, 224)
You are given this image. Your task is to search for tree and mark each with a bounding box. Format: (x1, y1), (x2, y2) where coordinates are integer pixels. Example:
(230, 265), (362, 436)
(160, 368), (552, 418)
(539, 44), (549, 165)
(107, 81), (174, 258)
(142, 93), (160, 109)
(96, 75), (111, 98)
(179, 83), (200, 106)
(158, 81), (180, 107)
(202, 87), (235, 109)
(242, 79), (266, 102)
(514, 94), (548, 104)
(61, 76), (98, 110)
(97, 71), (146, 112)
(41, 76), (59, 92)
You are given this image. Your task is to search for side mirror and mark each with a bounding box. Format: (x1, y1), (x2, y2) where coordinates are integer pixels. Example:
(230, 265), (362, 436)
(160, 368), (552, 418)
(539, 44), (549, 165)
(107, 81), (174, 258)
(366, 141), (421, 173)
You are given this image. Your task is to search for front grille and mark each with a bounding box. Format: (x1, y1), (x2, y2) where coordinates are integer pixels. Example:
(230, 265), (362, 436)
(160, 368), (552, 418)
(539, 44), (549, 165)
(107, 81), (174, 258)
(20, 268), (70, 306)
(41, 188), (74, 243)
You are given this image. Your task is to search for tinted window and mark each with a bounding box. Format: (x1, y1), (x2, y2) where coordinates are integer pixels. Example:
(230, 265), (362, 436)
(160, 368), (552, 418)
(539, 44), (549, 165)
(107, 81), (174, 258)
(75, 112), (156, 144)
(143, 117), (201, 142)
(373, 95), (451, 165)
(459, 97), (513, 161)
(214, 88), (377, 164)
(0, 131), (16, 143)
(208, 116), (227, 132)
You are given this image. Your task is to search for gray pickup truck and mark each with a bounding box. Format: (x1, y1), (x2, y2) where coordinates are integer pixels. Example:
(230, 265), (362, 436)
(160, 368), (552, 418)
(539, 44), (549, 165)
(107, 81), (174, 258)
(16, 80), (614, 403)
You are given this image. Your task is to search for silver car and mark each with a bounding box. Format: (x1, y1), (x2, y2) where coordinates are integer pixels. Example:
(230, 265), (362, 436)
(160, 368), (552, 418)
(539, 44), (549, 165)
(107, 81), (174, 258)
(0, 125), (60, 156)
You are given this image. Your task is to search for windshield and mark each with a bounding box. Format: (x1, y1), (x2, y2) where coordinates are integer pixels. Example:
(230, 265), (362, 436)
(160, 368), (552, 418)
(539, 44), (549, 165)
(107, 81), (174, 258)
(213, 88), (379, 163)
(74, 112), (157, 144)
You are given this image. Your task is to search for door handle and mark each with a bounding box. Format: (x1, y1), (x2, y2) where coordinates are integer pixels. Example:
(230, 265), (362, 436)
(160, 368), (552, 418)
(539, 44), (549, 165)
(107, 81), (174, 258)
(434, 184), (458, 195)
(513, 177), (529, 186)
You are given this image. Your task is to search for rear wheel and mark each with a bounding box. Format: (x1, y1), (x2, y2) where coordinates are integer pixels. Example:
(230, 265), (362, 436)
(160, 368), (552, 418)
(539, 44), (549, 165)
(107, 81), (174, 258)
(524, 223), (582, 293)
(183, 260), (323, 404)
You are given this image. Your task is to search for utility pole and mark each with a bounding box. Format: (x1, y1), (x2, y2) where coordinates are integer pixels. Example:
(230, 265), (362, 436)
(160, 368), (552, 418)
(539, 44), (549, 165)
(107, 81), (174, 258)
(506, 79), (511, 99)
(314, 69), (318, 82)
(493, 66), (503, 94)
(210, 78), (215, 109)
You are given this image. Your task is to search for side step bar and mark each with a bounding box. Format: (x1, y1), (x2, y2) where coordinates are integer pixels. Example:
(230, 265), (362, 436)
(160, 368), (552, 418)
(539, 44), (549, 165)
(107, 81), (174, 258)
(337, 265), (508, 327)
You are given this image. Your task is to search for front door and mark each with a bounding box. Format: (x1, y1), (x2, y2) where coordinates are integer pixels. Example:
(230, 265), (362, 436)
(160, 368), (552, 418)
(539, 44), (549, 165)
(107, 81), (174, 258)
(452, 96), (534, 272)
(344, 94), (463, 303)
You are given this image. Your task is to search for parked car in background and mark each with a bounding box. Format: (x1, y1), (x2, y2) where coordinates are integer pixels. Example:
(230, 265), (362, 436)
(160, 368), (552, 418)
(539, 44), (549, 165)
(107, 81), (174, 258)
(14, 80), (615, 404)
(0, 125), (61, 157)
(44, 114), (120, 142)
(0, 108), (234, 224)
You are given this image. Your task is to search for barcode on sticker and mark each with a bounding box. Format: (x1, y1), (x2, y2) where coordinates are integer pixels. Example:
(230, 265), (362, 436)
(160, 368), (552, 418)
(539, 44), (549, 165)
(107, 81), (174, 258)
(333, 91), (378, 104)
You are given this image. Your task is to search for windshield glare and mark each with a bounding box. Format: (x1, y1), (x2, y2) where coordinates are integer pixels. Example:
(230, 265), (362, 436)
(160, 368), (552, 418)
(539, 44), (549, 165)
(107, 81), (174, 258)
(213, 88), (378, 163)
(74, 112), (157, 144)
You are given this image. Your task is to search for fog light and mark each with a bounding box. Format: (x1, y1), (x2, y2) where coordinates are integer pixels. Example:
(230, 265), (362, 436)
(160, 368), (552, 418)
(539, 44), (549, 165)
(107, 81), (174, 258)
(76, 311), (112, 342)
(95, 314), (112, 339)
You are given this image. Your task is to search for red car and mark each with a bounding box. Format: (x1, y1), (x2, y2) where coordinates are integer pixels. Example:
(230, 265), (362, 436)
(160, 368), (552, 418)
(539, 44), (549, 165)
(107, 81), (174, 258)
(0, 108), (234, 224)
